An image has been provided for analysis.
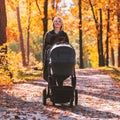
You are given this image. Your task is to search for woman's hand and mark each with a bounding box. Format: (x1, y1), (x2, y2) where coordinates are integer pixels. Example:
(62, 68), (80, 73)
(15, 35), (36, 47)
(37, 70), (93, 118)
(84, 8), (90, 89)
(60, 40), (65, 43)
(46, 45), (51, 49)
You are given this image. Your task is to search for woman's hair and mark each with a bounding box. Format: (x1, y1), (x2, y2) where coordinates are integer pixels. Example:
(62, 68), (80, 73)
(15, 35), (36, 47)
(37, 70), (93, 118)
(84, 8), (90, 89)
(52, 16), (64, 31)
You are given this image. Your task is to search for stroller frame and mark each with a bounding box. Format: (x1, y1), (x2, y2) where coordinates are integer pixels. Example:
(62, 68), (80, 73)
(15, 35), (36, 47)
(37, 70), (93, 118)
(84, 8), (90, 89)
(42, 43), (78, 107)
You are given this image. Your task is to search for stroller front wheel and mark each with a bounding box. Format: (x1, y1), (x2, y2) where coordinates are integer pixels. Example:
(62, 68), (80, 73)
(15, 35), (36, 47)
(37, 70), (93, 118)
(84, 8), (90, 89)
(75, 89), (78, 105)
(70, 99), (73, 107)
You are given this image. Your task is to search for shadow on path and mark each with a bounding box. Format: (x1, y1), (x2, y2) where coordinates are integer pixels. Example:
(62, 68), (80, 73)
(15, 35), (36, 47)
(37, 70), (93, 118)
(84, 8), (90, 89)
(55, 104), (120, 119)
(0, 68), (120, 119)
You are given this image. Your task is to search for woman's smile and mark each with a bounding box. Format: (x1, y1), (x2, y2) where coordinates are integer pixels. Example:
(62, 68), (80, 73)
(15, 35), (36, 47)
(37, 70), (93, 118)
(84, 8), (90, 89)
(54, 20), (62, 28)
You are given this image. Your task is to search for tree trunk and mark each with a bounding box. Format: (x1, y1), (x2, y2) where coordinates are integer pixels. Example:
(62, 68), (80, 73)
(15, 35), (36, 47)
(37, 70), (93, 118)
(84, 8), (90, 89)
(111, 47), (115, 66)
(16, 4), (27, 66)
(43, 0), (48, 37)
(78, 0), (84, 68)
(26, 1), (31, 65)
(105, 9), (110, 66)
(117, 0), (120, 67)
(99, 9), (105, 66)
(0, 0), (7, 46)
(89, 0), (105, 67)
(35, 0), (48, 37)
(0, 0), (7, 64)
(35, 0), (48, 63)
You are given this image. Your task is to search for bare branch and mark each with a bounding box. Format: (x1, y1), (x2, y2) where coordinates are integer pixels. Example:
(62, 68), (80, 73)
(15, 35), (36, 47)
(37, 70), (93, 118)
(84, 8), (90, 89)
(35, 0), (41, 15)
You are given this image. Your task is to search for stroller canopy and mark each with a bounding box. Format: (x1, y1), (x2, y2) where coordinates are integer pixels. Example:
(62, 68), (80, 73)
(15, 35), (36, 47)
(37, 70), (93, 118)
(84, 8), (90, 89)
(48, 42), (76, 76)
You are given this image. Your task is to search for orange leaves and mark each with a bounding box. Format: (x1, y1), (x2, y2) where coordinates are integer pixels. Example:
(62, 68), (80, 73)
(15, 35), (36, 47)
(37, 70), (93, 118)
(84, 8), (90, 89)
(0, 70), (13, 86)
(6, 25), (19, 43)
(7, 0), (19, 11)
(5, 0), (120, 68)
(71, 6), (78, 15)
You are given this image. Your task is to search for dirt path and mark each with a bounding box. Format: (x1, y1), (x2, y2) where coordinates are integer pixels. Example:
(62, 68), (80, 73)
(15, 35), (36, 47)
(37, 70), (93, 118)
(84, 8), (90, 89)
(0, 69), (120, 120)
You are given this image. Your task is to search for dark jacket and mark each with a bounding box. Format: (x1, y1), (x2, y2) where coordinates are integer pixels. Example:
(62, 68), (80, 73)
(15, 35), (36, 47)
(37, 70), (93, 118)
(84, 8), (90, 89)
(43, 30), (69, 49)
(43, 30), (69, 81)
(43, 30), (69, 62)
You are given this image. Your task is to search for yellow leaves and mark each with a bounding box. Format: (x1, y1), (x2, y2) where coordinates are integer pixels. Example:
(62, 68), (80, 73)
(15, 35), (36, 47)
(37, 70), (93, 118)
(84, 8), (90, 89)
(72, 0), (78, 3)
(97, 2), (103, 9)
(7, 0), (19, 11)
(48, 7), (56, 18)
(0, 45), (13, 86)
(6, 25), (19, 43)
(71, 6), (78, 16)
(0, 70), (13, 86)
(6, 50), (24, 80)
(5, 0), (120, 69)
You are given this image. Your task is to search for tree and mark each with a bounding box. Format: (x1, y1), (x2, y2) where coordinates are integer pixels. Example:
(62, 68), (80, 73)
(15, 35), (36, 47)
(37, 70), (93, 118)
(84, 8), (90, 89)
(26, 0), (31, 65)
(0, 0), (7, 46)
(35, 0), (48, 37)
(5, 0), (119, 68)
(78, 0), (84, 68)
(89, 0), (105, 66)
(43, 0), (48, 37)
(0, 0), (7, 64)
(99, 8), (105, 66)
(16, 2), (27, 66)
(117, 0), (120, 67)
(105, 9), (110, 66)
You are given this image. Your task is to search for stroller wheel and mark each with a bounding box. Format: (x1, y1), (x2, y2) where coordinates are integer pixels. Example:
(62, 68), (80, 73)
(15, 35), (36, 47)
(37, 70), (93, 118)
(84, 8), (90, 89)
(70, 99), (73, 107)
(43, 88), (47, 105)
(70, 94), (74, 107)
(51, 96), (56, 106)
(75, 89), (78, 105)
(52, 101), (55, 106)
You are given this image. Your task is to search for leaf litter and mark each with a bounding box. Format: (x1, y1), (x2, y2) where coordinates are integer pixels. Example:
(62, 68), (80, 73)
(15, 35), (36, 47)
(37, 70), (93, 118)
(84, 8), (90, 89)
(0, 69), (120, 120)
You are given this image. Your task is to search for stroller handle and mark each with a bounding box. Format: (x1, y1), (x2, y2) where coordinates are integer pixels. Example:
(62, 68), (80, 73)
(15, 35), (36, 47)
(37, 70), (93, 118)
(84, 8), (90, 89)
(55, 41), (69, 45)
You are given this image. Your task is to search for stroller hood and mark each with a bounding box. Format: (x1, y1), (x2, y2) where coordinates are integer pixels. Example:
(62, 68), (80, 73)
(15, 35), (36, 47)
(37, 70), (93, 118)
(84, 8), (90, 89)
(48, 43), (76, 76)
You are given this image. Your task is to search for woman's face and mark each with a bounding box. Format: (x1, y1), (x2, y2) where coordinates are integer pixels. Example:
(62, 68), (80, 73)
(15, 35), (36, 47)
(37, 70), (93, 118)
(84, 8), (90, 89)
(53, 18), (62, 29)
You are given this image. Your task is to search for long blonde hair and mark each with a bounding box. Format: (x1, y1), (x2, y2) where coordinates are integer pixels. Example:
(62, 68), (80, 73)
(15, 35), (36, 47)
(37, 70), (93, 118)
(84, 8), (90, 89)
(52, 16), (64, 31)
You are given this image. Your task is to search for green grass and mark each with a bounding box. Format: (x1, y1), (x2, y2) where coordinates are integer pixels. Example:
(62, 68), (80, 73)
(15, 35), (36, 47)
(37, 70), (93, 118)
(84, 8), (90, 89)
(98, 67), (120, 83)
(13, 66), (120, 85)
(13, 69), (43, 84)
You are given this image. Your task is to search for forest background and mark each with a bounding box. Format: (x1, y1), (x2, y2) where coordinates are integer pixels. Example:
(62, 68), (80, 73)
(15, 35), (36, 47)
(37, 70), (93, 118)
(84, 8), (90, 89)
(0, 0), (120, 85)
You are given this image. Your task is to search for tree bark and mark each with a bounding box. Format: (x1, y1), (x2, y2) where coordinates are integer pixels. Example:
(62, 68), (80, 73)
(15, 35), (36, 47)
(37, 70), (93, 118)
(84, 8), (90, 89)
(0, 0), (7, 46)
(89, 0), (105, 66)
(16, 4), (27, 66)
(105, 9), (110, 66)
(117, 0), (120, 67)
(26, 1), (31, 65)
(43, 0), (48, 37)
(35, 0), (48, 63)
(78, 0), (84, 68)
(111, 47), (115, 66)
(99, 9), (105, 66)
(0, 0), (7, 64)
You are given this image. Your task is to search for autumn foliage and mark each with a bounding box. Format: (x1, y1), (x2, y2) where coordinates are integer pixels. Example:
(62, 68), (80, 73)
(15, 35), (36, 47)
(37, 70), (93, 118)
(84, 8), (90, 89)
(0, 0), (120, 85)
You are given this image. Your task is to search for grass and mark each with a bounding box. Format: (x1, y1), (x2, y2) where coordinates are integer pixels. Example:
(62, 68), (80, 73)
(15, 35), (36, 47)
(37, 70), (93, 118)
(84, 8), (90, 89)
(13, 68), (43, 84)
(98, 66), (120, 84)
(11, 66), (120, 85)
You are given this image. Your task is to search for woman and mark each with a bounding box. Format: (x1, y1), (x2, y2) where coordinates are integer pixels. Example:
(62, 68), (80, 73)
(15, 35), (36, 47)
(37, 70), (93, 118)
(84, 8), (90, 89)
(43, 16), (69, 85)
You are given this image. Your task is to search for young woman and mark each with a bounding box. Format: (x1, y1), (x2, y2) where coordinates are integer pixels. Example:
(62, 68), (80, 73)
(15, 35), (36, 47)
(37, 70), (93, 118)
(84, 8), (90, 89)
(43, 16), (69, 83)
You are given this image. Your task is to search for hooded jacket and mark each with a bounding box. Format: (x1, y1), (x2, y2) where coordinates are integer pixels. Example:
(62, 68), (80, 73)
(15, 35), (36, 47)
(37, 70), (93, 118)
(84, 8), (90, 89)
(42, 30), (69, 81)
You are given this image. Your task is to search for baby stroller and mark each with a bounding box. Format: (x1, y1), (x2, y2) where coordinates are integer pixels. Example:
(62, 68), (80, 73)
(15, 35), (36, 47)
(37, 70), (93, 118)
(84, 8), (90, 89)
(42, 42), (78, 107)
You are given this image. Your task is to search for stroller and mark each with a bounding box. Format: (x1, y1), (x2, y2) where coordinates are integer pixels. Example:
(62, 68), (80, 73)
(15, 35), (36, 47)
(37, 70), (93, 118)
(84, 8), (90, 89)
(42, 42), (78, 107)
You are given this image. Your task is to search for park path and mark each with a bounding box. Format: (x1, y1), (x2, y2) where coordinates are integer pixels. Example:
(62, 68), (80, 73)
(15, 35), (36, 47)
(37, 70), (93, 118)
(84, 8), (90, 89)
(0, 69), (120, 120)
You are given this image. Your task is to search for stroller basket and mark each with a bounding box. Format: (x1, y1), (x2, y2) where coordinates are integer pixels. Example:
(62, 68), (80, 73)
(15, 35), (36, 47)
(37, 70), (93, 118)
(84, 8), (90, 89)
(51, 86), (74, 103)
